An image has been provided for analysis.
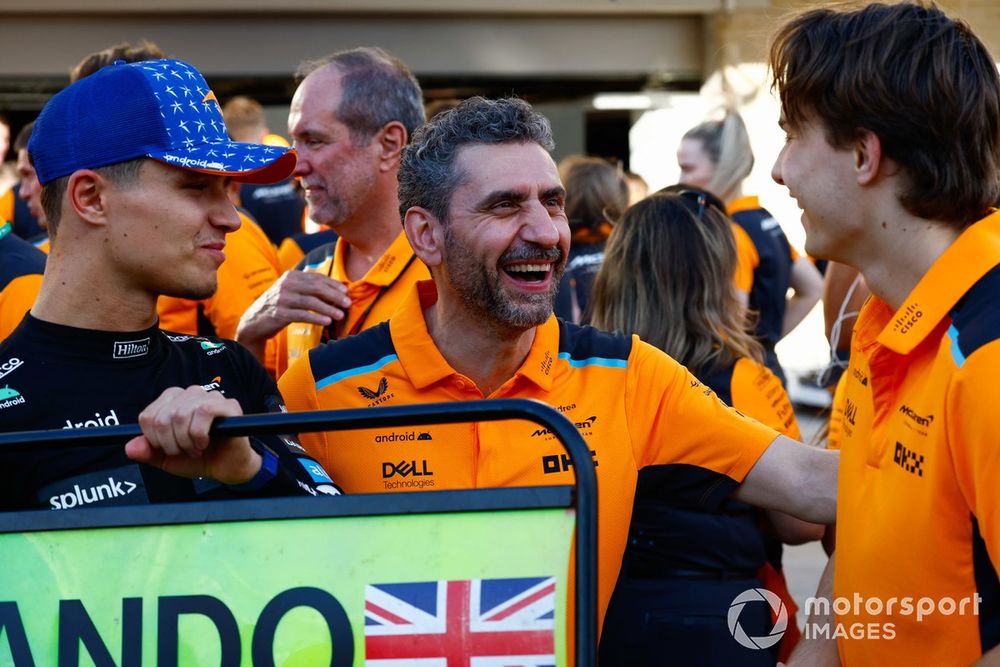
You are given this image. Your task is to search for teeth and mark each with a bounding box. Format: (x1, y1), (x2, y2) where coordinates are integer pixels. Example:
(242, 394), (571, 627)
(506, 263), (550, 273)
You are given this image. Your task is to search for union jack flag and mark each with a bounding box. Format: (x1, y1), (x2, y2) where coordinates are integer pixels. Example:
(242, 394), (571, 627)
(364, 576), (557, 667)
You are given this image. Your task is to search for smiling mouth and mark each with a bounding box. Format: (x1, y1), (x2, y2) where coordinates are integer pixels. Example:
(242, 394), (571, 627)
(502, 262), (553, 283)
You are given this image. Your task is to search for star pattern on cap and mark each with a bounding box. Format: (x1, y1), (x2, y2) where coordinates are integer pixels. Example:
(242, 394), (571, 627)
(133, 59), (289, 174)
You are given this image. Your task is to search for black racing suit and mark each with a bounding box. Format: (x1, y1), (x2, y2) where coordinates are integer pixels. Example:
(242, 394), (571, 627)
(0, 314), (340, 511)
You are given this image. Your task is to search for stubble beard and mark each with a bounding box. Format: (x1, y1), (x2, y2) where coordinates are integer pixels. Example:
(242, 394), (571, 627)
(442, 225), (564, 331)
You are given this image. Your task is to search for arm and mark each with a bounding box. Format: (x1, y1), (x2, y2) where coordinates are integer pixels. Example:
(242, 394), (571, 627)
(781, 256), (823, 338)
(731, 435), (838, 524)
(125, 382), (341, 497)
(235, 269), (352, 363)
(784, 553), (841, 666)
(766, 510), (825, 544)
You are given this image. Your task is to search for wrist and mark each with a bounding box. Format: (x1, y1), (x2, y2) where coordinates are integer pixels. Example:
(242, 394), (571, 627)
(227, 447), (274, 491)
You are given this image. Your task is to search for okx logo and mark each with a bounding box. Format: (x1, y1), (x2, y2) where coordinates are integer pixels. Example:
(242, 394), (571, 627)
(728, 588), (787, 650)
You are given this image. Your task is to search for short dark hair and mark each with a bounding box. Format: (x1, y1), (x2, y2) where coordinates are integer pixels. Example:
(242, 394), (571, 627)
(398, 97), (555, 223)
(14, 121), (33, 153)
(70, 40), (166, 82)
(41, 158), (145, 235)
(770, 1), (1000, 227)
(295, 46), (425, 144)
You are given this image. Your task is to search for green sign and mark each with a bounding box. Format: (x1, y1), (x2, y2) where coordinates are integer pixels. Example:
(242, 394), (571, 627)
(0, 503), (573, 665)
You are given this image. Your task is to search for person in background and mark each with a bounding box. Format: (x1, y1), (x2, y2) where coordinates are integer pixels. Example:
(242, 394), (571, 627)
(222, 95), (306, 246)
(236, 47), (430, 376)
(679, 110), (822, 384)
(623, 170), (649, 206)
(553, 155), (628, 323)
(591, 191), (822, 666)
(12, 122), (47, 250)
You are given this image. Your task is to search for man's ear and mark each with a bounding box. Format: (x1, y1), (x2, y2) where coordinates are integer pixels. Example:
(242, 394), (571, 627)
(376, 121), (407, 172)
(66, 170), (109, 227)
(403, 206), (444, 268)
(854, 129), (883, 186)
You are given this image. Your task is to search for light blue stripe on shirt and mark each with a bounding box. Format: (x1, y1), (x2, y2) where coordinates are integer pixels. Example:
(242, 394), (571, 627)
(316, 354), (399, 390)
(557, 352), (628, 369)
(947, 324), (966, 368)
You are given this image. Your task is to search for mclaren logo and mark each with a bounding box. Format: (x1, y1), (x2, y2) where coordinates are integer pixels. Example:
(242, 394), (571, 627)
(532, 415), (597, 438)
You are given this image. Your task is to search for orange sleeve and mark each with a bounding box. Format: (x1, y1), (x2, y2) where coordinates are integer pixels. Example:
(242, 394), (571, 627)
(201, 215), (280, 340)
(277, 352), (328, 457)
(625, 338), (778, 481)
(731, 223), (757, 293)
(0, 273), (42, 341)
(730, 357), (802, 440)
(0, 190), (13, 224)
(277, 237), (306, 273)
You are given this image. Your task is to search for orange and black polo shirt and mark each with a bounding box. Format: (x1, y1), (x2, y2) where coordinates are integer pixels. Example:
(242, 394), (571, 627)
(834, 210), (1000, 665)
(273, 231), (430, 376)
(728, 196), (798, 348)
(278, 280), (779, 637)
(0, 221), (45, 341)
(158, 211), (281, 371)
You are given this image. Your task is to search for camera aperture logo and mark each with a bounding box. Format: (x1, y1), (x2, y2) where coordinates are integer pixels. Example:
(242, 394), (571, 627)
(728, 588), (787, 650)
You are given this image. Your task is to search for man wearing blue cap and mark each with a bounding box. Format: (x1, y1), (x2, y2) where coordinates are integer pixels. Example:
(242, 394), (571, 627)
(0, 59), (340, 510)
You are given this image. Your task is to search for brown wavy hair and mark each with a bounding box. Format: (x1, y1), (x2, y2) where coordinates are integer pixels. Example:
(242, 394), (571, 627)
(590, 192), (762, 373)
(770, 1), (1000, 227)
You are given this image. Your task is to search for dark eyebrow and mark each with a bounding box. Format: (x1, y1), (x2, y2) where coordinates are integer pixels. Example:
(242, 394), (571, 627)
(541, 186), (566, 201)
(475, 188), (529, 210)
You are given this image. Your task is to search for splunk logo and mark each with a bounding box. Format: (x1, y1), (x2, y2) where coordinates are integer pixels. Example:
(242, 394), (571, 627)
(63, 409), (120, 430)
(113, 338), (150, 359)
(48, 476), (139, 509)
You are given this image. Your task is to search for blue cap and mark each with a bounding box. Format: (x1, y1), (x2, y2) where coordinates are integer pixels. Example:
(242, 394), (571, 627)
(29, 58), (296, 186)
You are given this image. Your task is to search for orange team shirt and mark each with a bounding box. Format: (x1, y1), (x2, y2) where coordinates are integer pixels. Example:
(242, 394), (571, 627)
(0, 189), (12, 224)
(728, 195), (801, 262)
(833, 210), (1000, 665)
(0, 221), (45, 341)
(731, 222), (757, 294)
(278, 279), (779, 641)
(158, 211), (281, 370)
(272, 231), (430, 377)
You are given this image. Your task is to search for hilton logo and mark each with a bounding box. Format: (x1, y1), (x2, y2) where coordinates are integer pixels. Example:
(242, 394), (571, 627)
(113, 338), (150, 359)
